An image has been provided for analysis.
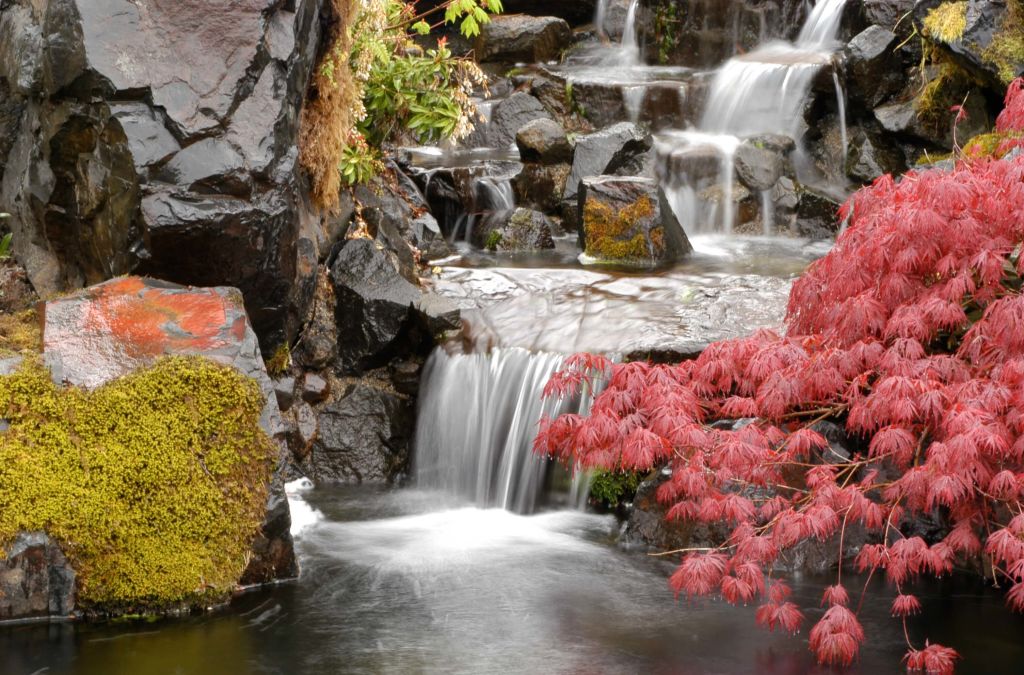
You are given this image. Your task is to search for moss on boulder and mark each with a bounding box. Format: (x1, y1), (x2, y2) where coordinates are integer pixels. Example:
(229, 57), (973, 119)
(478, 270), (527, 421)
(0, 356), (275, 613)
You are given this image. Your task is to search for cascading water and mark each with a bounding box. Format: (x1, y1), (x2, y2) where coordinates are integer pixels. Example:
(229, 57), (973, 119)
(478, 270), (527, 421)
(414, 348), (597, 514)
(658, 0), (848, 237)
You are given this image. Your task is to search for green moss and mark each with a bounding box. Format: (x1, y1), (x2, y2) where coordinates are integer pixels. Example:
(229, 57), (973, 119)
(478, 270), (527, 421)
(484, 229), (502, 251)
(0, 309), (40, 357)
(583, 195), (662, 262)
(983, 0), (1024, 85)
(265, 343), (291, 376)
(914, 59), (977, 131)
(962, 130), (1024, 158)
(589, 469), (642, 508)
(0, 357), (275, 612)
(923, 2), (968, 43)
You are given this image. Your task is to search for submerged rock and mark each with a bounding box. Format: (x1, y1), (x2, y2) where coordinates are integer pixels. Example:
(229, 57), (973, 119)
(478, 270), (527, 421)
(475, 15), (572, 64)
(578, 176), (692, 267)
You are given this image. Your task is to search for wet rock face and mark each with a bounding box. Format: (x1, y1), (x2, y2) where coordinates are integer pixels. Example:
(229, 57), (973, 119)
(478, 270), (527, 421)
(578, 176), (692, 267)
(915, 0), (1023, 86)
(565, 122), (652, 202)
(516, 118), (572, 165)
(40, 276), (297, 588)
(0, 533), (76, 622)
(305, 380), (414, 484)
(845, 25), (902, 108)
(475, 15), (572, 64)
(0, 0), (322, 350)
(487, 92), (554, 149)
(330, 239), (460, 374)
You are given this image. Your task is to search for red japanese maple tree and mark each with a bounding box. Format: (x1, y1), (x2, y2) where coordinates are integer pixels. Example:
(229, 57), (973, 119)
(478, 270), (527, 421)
(535, 79), (1024, 673)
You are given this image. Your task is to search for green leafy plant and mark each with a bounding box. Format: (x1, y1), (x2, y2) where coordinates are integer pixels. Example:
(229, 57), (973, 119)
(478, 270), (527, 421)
(0, 213), (10, 259)
(300, 0), (502, 204)
(589, 469), (642, 508)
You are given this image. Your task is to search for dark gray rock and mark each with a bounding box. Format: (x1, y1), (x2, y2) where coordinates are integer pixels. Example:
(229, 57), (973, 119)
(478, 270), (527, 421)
(475, 15), (572, 64)
(0, 0), (323, 351)
(513, 162), (572, 214)
(565, 122), (651, 202)
(487, 92), (553, 149)
(516, 118), (572, 164)
(578, 176), (692, 267)
(734, 137), (788, 191)
(862, 0), (916, 29)
(487, 208), (556, 252)
(847, 128), (906, 182)
(308, 381), (413, 484)
(845, 25), (902, 107)
(0, 533), (76, 622)
(794, 187), (841, 239)
(330, 239), (460, 373)
(274, 376), (296, 412)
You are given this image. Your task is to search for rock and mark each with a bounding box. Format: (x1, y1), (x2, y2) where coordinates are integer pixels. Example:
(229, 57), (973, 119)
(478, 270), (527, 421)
(274, 377), (296, 412)
(847, 128), (906, 182)
(39, 276), (297, 588)
(794, 187), (841, 239)
(475, 15), (572, 64)
(330, 239), (460, 373)
(487, 208), (556, 253)
(565, 122), (651, 202)
(389, 359), (423, 397)
(596, 0), (635, 39)
(307, 380), (413, 484)
(516, 119), (572, 164)
(734, 137), (789, 191)
(874, 93), (989, 149)
(0, 0), (323, 351)
(862, 0), (916, 29)
(578, 176), (693, 267)
(0, 259), (36, 314)
(1, 533), (76, 622)
(915, 0), (1024, 87)
(302, 373), (330, 403)
(512, 162), (572, 214)
(419, 0), (597, 27)
(845, 25), (902, 107)
(293, 269), (339, 371)
(487, 92), (553, 149)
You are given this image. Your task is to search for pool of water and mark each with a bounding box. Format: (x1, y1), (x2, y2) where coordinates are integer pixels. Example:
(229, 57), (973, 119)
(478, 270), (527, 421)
(5, 485), (1023, 675)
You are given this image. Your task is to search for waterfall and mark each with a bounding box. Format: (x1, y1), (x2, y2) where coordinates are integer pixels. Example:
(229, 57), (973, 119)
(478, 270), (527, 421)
(594, 0), (609, 38)
(414, 348), (597, 514)
(658, 0), (848, 236)
(621, 0), (641, 65)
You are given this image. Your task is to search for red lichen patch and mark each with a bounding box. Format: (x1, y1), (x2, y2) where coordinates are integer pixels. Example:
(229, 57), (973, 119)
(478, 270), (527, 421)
(43, 277), (251, 389)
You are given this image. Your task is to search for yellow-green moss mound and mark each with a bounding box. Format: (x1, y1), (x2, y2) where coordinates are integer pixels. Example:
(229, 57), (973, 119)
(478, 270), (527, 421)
(0, 357), (275, 612)
(984, 0), (1024, 85)
(923, 2), (968, 43)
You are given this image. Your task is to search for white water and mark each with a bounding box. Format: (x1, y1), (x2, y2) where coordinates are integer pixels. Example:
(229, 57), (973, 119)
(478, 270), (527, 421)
(658, 0), (848, 236)
(414, 348), (597, 514)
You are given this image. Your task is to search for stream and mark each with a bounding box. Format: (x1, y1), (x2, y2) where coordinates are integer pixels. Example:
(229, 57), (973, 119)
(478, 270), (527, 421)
(3, 485), (1024, 674)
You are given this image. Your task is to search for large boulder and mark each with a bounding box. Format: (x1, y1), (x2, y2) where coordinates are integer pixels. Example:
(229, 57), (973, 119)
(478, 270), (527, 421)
(0, 277), (299, 622)
(578, 176), (692, 267)
(565, 122), (651, 202)
(330, 239), (460, 373)
(475, 15), (572, 64)
(0, 0), (323, 351)
(734, 135), (794, 192)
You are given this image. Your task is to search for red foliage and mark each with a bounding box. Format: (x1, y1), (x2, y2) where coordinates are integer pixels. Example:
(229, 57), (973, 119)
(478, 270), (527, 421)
(534, 82), (1024, 671)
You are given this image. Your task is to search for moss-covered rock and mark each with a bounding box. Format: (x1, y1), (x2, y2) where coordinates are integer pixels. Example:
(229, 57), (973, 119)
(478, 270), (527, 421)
(578, 176), (692, 268)
(0, 357), (275, 613)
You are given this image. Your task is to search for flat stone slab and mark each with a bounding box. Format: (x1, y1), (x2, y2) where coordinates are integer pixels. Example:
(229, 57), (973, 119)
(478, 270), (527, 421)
(428, 266), (793, 359)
